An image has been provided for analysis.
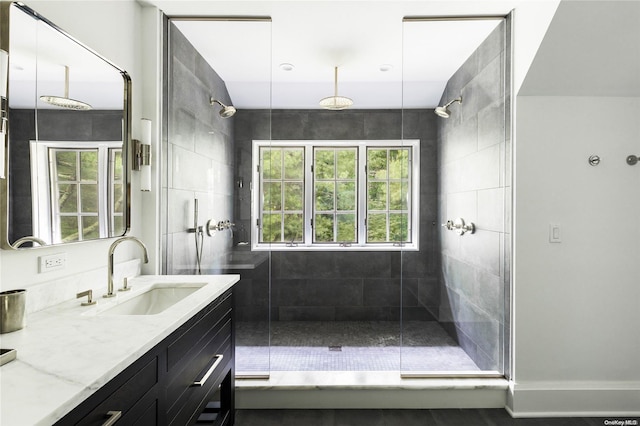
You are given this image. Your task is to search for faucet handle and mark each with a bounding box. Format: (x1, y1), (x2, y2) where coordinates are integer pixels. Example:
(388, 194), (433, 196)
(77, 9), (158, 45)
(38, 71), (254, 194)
(77, 290), (96, 306)
(119, 277), (132, 292)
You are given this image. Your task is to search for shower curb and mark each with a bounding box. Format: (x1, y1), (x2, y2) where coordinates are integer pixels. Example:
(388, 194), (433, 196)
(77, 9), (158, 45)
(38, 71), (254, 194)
(236, 372), (508, 409)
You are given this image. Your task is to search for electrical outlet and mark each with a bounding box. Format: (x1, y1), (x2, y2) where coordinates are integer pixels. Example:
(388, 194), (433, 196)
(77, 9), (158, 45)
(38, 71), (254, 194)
(39, 253), (66, 273)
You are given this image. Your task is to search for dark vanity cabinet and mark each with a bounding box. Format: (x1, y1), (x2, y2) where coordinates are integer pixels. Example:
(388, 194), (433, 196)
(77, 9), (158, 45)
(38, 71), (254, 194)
(56, 290), (235, 426)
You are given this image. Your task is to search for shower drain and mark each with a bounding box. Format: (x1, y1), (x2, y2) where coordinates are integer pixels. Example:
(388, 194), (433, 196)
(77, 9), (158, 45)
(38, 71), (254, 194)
(328, 346), (342, 352)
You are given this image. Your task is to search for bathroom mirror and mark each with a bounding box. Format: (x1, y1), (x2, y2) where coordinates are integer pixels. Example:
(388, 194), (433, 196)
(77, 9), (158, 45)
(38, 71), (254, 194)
(0, 2), (131, 249)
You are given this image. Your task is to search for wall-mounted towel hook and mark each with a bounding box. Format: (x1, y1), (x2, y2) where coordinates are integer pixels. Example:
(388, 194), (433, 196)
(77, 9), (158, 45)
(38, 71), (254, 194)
(626, 155), (639, 165)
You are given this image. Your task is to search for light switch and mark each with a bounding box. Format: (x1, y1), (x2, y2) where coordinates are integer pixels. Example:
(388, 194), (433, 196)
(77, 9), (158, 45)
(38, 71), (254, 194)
(549, 224), (561, 243)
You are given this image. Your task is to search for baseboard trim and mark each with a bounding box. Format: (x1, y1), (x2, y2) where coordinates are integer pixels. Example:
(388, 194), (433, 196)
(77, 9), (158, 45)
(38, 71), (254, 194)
(507, 381), (640, 417)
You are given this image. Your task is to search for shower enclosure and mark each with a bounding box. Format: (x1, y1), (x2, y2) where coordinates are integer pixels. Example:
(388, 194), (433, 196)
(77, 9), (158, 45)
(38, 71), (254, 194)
(162, 13), (511, 379)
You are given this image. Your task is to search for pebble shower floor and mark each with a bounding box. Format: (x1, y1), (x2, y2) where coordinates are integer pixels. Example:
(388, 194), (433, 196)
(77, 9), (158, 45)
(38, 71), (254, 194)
(236, 321), (481, 372)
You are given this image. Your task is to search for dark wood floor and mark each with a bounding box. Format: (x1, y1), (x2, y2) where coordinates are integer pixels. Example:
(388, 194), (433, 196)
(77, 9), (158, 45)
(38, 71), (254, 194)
(235, 409), (637, 425)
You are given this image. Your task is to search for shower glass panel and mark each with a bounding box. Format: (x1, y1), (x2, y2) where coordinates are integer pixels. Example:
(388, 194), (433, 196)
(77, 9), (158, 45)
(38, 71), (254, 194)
(400, 17), (509, 376)
(263, 74), (405, 370)
(164, 18), (272, 378)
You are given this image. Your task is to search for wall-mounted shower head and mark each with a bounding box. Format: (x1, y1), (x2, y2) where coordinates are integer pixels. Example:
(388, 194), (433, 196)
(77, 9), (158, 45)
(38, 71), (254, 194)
(434, 96), (462, 118)
(210, 97), (236, 118)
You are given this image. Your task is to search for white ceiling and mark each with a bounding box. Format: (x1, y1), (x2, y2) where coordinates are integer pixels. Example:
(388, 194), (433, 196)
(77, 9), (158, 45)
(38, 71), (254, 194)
(8, 3), (125, 110)
(153, 1), (524, 109)
(519, 0), (640, 97)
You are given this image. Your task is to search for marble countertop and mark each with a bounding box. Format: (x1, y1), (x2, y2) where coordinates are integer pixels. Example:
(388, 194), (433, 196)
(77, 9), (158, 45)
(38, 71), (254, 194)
(0, 274), (239, 426)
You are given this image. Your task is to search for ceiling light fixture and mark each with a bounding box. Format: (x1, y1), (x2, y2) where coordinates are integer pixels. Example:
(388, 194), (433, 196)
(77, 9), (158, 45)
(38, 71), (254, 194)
(39, 65), (92, 110)
(319, 66), (353, 110)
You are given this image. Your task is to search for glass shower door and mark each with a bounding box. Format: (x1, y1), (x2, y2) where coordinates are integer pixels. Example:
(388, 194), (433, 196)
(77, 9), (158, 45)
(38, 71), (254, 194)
(400, 17), (509, 376)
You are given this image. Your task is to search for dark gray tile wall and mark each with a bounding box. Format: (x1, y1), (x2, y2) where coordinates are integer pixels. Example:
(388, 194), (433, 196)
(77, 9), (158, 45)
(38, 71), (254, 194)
(234, 109), (439, 321)
(437, 20), (510, 372)
(163, 23), (235, 274)
(8, 109), (122, 242)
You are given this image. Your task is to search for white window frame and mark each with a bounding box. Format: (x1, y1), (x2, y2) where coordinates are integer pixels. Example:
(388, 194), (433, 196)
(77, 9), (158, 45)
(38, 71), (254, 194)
(30, 140), (121, 244)
(252, 139), (420, 251)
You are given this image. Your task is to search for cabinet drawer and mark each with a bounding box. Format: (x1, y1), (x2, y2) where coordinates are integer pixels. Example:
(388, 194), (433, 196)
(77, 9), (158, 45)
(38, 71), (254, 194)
(166, 319), (232, 417)
(166, 290), (232, 372)
(168, 341), (233, 426)
(74, 356), (158, 426)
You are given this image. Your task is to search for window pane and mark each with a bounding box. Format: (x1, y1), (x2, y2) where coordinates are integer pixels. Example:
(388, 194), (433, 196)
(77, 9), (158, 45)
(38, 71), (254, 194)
(389, 182), (408, 210)
(283, 213), (303, 242)
(284, 149), (304, 180)
(284, 182), (303, 210)
(262, 213), (282, 242)
(314, 213), (334, 242)
(82, 216), (100, 240)
(113, 184), (123, 211)
(112, 215), (124, 237)
(60, 216), (79, 242)
(55, 151), (77, 181)
(367, 213), (387, 242)
(367, 182), (387, 210)
(315, 149), (335, 179)
(80, 184), (98, 213)
(80, 151), (98, 181)
(315, 181), (334, 211)
(390, 213), (409, 242)
(263, 182), (282, 211)
(337, 214), (356, 242)
(367, 149), (387, 179)
(337, 181), (356, 211)
(337, 150), (356, 179)
(389, 149), (409, 179)
(58, 184), (77, 213)
(113, 150), (123, 181)
(262, 148), (282, 179)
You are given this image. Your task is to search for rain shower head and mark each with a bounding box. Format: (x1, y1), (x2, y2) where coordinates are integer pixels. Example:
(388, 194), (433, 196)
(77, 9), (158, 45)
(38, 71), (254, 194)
(39, 65), (92, 110)
(210, 98), (236, 118)
(434, 96), (462, 118)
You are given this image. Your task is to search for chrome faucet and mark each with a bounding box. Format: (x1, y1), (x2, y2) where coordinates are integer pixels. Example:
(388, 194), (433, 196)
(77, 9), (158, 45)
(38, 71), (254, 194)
(11, 236), (47, 248)
(105, 236), (149, 298)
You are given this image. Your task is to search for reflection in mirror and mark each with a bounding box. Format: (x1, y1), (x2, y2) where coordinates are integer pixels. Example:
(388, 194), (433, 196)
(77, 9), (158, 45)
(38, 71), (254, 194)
(0, 2), (130, 248)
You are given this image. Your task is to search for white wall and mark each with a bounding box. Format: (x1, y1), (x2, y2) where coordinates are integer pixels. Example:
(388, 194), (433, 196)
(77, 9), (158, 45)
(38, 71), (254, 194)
(510, 0), (640, 416)
(511, 96), (640, 416)
(0, 0), (162, 297)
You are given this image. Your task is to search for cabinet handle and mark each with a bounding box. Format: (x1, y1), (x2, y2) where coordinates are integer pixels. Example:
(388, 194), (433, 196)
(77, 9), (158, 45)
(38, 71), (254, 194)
(192, 354), (224, 387)
(101, 410), (122, 426)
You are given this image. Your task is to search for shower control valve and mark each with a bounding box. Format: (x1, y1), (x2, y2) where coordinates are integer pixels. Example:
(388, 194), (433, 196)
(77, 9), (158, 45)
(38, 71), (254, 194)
(441, 220), (455, 231)
(442, 218), (475, 236)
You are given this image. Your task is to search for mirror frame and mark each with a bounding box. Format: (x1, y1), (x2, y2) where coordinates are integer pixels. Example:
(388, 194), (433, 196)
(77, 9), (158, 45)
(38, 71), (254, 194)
(0, 1), (131, 250)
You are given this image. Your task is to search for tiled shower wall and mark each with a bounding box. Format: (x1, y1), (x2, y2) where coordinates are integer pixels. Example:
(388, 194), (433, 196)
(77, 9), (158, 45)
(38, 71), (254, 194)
(163, 24), (235, 274)
(437, 21), (510, 371)
(234, 109), (439, 322)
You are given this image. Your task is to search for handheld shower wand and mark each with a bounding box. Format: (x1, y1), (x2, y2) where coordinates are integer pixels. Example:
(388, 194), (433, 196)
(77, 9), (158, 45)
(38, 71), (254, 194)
(187, 198), (204, 274)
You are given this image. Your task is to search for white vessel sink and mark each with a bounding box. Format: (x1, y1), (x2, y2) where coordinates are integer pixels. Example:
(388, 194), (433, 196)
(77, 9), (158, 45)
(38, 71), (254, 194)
(98, 283), (204, 316)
